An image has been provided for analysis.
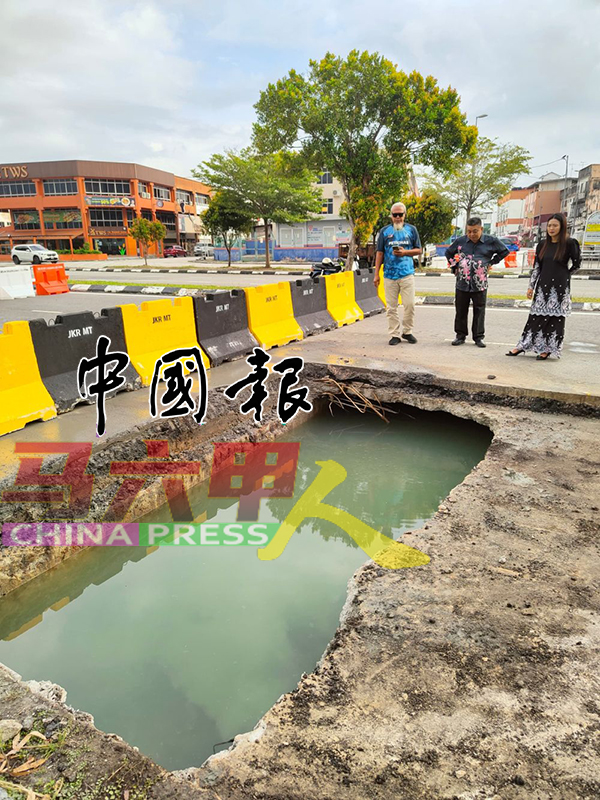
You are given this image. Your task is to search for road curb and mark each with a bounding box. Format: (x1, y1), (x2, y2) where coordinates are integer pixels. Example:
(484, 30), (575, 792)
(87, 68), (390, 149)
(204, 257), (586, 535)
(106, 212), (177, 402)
(65, 265), (600, 280)
(68, 284), (600, 311)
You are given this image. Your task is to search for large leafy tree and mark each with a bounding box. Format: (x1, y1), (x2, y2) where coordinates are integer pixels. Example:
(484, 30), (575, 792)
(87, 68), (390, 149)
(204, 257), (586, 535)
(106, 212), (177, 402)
(253, 50), (476, 268)
(402, 191), (454, 262)
(194, 149), (322, 267)
(426, 136), (531, 221)
(202, 191), (255, 266)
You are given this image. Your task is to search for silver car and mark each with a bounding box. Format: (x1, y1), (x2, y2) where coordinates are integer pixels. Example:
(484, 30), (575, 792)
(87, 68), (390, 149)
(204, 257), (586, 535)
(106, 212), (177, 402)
(12, 243), (59, 265)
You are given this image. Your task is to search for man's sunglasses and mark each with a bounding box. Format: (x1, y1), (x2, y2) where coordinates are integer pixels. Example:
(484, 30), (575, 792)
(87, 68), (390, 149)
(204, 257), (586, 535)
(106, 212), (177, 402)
(391, 212), (405, 218)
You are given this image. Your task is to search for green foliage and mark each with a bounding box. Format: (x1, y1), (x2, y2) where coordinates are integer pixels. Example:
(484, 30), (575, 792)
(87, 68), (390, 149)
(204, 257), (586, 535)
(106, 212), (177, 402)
(425, 136), (532, 219)
(148, 220), (166, 244)
(127, 218), (166, 264)
(202, 191), (254, 265)
(253, 50), (476, 258)
(57, 248), (101, 255)
(402, 191), (454, 249)
(195, 149), (322, 266)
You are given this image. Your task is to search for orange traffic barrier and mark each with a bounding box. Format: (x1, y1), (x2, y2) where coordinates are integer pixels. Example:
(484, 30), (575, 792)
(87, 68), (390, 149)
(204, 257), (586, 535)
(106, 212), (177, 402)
(33, 263), (70, 295)
(504, 252), (517, 268)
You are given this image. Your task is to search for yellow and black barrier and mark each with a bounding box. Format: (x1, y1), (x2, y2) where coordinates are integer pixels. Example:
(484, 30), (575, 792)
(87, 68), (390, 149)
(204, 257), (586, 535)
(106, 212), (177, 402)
(0, 320), (57, 437)
(120, 297), (210, 386)
(325, 271), (364, 326)
(245, 282), (303, 349)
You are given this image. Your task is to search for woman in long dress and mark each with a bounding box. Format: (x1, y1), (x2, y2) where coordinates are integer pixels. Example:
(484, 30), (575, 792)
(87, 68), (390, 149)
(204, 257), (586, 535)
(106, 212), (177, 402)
(507, 213), (581, 360)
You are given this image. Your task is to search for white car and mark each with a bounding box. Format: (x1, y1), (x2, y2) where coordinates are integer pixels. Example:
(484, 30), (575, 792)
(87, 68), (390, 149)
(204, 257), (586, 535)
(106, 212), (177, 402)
(12, 244), (59, 265)
(194, 242), (214, 258)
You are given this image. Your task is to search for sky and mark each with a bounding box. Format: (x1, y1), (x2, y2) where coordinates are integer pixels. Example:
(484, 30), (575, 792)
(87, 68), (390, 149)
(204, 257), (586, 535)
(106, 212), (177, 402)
(1, 0), (599, 185)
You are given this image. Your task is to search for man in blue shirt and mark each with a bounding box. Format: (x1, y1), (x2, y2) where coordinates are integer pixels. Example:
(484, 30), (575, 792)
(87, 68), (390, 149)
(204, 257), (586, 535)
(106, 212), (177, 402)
(373, 202), (422, 345)
(445, 217), (510, 347)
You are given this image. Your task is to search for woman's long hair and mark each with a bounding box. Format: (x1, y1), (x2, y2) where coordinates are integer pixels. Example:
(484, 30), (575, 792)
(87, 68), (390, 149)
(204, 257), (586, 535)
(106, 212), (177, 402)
(539, 212), (568, 261)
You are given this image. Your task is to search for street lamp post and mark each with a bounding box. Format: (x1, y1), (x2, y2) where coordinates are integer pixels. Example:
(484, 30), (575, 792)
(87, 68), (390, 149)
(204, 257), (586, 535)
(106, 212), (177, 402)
(475, 114), (488, 127)
(561, 154), (569, 222)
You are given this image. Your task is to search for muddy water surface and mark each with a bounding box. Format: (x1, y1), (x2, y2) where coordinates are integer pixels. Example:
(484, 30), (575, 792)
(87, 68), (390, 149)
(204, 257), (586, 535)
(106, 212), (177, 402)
(0, 408), (490, 769)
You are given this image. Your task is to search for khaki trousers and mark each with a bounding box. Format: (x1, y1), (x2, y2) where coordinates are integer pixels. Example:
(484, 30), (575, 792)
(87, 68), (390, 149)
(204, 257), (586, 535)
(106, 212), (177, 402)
(383, 275), (415, 336)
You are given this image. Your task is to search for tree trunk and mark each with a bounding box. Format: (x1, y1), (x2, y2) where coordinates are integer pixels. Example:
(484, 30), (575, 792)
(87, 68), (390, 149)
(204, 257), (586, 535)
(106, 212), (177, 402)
(344, 216), (357, 271)
(264, 220), (270, 269)
(143, 241), (148, 266)
(226, 244), (232, 267)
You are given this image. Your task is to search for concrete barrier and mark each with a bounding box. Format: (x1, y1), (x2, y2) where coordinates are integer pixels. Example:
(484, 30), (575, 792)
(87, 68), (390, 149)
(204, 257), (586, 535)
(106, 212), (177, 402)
(29, 309), (141, 413)
(354, 269), (385, 317)
(193, 290), (259, 367)
(0, 265), (35, 299)
(289, 277), (337, 336)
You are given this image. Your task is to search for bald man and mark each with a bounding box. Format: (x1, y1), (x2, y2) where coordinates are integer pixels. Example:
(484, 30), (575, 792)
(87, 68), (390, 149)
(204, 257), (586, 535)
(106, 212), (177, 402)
(374, 202), (422, 345)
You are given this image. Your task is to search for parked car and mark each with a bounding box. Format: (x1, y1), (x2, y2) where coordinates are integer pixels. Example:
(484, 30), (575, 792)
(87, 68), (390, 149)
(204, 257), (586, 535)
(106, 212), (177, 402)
(499, 236), (520, 252)
(163, 245), (187, 258)
(11, 244), (58, 265)
(194, 242), (214, 258)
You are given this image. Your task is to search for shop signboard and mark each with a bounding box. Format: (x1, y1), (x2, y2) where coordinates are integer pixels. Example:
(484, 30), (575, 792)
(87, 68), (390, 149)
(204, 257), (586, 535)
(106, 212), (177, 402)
(12, 210), (40, 226)
(43, 209), (82, 225)
(84, 196), (135, 207)
(583, 211), (600, 247)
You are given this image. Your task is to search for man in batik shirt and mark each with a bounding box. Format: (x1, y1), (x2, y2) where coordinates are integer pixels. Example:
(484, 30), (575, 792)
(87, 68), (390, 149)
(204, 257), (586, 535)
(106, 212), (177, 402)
(445, 217), (510, 348)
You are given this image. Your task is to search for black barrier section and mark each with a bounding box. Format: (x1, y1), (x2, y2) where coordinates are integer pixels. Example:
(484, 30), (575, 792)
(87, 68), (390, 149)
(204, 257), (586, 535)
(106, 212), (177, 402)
(192, 290), (258, 367)
(289, 277), (337, 336)
(354, 268), (385, 317)
(29, 309), (141, 414)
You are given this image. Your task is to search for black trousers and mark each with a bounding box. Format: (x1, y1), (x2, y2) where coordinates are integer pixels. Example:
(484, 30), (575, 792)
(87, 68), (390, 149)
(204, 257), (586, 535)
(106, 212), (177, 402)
(454, 289), (487, 341)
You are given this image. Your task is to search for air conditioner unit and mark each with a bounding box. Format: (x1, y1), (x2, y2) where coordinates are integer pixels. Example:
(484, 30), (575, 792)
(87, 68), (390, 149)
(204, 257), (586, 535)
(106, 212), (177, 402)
(333, 190), (339, 196)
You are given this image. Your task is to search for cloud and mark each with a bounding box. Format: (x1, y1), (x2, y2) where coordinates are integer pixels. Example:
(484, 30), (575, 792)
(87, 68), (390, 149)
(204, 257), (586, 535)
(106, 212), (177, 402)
(0, 0), (598, 180)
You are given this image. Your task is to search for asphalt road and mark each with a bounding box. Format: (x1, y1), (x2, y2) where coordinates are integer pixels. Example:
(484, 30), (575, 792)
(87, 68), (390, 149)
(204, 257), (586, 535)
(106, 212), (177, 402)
(62, 266), (600, 299)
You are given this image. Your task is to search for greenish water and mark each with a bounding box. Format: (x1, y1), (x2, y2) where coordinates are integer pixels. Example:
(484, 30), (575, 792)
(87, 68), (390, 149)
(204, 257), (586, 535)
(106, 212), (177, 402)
(0, 409), (490, 770)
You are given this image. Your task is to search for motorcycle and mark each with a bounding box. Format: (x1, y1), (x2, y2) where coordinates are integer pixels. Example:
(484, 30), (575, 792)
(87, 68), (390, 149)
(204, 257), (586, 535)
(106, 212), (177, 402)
(309, 256), (359, 280)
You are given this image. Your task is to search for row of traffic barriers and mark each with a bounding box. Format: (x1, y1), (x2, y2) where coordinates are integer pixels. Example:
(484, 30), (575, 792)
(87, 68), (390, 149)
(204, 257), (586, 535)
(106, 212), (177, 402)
(0, 269), (384, 437)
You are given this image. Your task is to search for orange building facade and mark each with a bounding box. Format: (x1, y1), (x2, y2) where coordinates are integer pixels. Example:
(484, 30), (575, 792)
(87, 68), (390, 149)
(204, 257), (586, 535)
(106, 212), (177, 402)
(0, 160), (211, 257)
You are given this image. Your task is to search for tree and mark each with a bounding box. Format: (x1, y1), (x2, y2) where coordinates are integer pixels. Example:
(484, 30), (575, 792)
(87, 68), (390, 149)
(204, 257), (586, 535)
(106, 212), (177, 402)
(128, 217), (153, 265)
(194, 150), (322, 268)
(426, 136), (531, 222)
(149, 220), (167, 257)
(252, 50), (476, 268)
(402, 191), (454, 263)
(202, 191), (255, 266)
(127, 218), (166, 264)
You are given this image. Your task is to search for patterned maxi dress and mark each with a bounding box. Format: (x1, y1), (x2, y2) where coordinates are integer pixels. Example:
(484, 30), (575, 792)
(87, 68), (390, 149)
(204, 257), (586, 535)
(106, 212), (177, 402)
(516, 238), (581, 357)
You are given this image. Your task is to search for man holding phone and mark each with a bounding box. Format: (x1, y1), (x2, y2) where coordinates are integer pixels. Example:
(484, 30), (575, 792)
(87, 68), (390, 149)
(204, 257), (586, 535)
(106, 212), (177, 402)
(374, 202), (422, 345)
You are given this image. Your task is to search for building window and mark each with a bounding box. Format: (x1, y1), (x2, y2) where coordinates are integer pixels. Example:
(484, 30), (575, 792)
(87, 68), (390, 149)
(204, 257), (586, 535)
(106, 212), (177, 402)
(137, 181), (151, 199)
(141, 209), (153, 221)
(84, 179), (131, 195)
(156, 211), (176, 231)
(125, 210), (136, 227)
(0, 181), (36, 197)
(317, 172), (333, 185)
(176, 189), (193, 205)
(12, 210), (41, 229)
(195, 193), (209, 206)
(321, 198), (334, 215)
(43, 209), (83, 229)
(43, 179), (78, 196)
(154, 185), (172, 201)
(89, 208), (125, 228)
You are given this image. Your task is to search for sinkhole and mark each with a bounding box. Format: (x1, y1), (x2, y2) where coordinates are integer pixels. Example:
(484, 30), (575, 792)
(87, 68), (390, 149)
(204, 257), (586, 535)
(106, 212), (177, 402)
(0, 404), (491, 770)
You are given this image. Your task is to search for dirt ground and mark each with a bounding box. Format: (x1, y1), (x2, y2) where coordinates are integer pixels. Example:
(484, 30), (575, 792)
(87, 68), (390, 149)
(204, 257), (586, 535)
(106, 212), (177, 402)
(0, 364), (598, 799)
